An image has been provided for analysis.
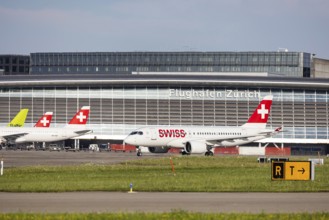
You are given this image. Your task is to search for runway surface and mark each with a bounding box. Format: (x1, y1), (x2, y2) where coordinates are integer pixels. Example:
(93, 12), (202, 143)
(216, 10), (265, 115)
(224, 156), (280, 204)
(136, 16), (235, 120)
(1, 150), (328, 213)
(0, 192), (328, 213)
(0, 150), (161, 167)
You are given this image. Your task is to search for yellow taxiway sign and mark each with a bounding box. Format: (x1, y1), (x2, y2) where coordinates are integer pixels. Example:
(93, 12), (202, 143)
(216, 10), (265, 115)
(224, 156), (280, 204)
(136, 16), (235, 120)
(272, 161), (312, 181)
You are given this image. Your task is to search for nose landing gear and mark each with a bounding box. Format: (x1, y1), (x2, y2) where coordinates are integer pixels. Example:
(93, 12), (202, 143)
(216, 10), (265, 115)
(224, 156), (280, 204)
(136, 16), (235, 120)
(136, 146), (142, 156)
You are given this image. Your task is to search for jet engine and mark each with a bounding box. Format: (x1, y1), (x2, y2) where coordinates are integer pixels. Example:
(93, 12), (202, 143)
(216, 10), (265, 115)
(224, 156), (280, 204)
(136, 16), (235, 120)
(148, 147), (170, 153)
(184, 141), (208, 154)
(0, 137), (7, 144)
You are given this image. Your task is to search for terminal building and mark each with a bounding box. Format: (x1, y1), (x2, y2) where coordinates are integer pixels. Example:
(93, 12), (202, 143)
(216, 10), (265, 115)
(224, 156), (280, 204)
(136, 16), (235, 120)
(30, 51), (312, 77)
(0, 51), (329, 155)
(0, 55), (30, 75)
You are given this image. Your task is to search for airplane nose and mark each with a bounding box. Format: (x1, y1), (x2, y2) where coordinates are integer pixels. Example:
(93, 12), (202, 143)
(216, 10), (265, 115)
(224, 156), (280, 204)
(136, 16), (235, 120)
(124, 136), (133, 145)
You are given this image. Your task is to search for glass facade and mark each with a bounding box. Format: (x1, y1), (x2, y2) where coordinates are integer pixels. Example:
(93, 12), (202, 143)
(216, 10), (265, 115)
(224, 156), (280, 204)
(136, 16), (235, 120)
(30, 52), (310, 77)
(0, 86), (328, 141)
(0, 55), (30, 75)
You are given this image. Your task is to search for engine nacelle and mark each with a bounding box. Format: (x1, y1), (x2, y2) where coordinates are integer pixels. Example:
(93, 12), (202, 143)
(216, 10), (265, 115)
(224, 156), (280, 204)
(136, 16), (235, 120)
(184, 141), (207, 154)
(148, 147), (170, 153)
(0, 137), (7, 144)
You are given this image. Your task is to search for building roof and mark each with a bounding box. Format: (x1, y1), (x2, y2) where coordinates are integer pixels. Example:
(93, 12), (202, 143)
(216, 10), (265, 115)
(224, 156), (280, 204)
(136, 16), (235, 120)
(0, 74), (329, 89)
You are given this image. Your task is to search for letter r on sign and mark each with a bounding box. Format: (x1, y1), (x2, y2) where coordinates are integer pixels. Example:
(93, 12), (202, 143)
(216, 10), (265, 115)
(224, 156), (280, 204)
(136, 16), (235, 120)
(272, 162), (284, 180)
(276, 166), (281, 176)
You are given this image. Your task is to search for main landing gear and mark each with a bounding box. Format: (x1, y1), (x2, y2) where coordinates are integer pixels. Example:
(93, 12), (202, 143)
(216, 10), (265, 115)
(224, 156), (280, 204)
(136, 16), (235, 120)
(181, 151), (189, 155)
(205, 151), (214, 156)
(180, 150), (214, 156)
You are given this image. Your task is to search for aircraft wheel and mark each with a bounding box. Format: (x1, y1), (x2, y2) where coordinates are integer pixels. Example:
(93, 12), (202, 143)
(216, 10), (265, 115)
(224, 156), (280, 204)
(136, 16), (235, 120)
(205, 151), (214, 156)
(181, 151), (188, 155)
(137, 151), (142, 157)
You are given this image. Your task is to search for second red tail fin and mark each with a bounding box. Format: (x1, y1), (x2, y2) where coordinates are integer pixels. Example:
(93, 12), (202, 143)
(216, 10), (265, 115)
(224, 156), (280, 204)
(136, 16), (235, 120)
(68, 106), (90, 125)
(34, 112), (53, 127)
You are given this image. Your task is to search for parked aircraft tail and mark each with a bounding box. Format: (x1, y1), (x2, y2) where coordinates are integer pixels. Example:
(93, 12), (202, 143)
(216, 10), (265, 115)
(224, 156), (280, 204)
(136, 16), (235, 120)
(67, 106), (90, 126)
(7, 109), (29, 127)
(34, 112), (53, 127)
(241, 95), (273, 129)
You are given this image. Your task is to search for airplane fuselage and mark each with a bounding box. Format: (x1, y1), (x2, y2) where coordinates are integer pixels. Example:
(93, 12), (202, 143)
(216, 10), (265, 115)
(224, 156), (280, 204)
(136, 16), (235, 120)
(125, 126), (268, 148)
(0, 127), (90, 143)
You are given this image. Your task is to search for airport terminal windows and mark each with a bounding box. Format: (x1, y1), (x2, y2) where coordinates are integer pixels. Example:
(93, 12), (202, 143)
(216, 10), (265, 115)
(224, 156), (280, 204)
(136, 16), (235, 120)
(0, 55), (30, 75)
(30, 52), (311, 77)
(0, 86), (328, 141)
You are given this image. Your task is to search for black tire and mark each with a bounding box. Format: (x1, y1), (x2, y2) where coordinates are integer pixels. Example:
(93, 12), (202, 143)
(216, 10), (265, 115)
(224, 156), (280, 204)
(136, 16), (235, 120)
(205, 151), (214, 156)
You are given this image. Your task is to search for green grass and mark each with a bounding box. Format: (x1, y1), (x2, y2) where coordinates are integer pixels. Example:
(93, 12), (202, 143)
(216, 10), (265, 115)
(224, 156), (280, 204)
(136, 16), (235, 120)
(0, 156), (328, 192)
(0, 211), (328, 220)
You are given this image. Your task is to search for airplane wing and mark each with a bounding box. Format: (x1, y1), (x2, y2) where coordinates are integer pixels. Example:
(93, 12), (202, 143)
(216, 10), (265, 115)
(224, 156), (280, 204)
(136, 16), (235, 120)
(206, 135), (264, 145)
(74, 129), (93, 135)
(206, 127), (282, 146)
(166, 133), (272, 148)
(1, 133), (28, 144)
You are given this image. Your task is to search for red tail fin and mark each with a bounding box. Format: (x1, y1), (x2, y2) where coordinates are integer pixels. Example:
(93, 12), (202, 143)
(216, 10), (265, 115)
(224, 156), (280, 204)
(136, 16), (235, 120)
(242, 96), (273, 128)
(34, 112), (53, 127)
(68, 106), (90, 125)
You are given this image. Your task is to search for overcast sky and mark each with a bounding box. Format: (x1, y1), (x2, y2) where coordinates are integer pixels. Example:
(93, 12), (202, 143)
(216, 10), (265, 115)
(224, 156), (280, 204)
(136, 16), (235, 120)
(1, 0), (328, 59)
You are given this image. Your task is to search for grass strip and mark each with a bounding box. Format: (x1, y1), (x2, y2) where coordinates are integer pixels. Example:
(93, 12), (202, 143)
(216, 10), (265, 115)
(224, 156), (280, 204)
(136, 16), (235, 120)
(0, 156), (328, 192)
(0, 211), (328, 220)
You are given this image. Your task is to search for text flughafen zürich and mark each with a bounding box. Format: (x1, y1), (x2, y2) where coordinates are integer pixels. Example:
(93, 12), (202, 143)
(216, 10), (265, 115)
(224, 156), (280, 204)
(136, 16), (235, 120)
(169, 89), (261, 99)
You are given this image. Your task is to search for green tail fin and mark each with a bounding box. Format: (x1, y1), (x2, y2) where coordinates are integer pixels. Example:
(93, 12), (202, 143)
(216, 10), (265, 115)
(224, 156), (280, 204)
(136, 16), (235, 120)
(7, 109), (29, 127)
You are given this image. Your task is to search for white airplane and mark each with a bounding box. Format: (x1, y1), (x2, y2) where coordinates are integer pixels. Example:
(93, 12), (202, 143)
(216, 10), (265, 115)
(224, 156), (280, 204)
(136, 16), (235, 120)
(0, 106), (91, 144)
(34, 112), (53, 127)
(124, 96), (282, 156)
(0, 109), (29, 145)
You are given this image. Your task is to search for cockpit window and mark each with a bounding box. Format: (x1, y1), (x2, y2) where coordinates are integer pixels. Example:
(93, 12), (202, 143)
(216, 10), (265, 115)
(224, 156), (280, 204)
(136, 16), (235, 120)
(129, 131), (143, 135)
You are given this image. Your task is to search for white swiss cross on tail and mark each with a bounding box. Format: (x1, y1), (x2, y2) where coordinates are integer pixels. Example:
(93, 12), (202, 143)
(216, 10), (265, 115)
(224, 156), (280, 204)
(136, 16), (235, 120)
(257, 104), (269, 119)
(68, 106), (90, 125)
(76, 112), (87, 123)
(40, 117), (50, 126)
(241, 95), (273, 129)
(34, 112), (53, 127)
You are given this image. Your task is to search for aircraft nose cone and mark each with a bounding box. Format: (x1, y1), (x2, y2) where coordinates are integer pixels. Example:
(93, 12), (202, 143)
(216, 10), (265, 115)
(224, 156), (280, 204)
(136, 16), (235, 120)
(124, 136), (133, 145)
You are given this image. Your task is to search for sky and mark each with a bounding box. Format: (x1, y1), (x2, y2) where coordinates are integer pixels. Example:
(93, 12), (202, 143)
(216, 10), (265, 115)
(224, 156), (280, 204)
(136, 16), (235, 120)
(0, 0), (329, 59)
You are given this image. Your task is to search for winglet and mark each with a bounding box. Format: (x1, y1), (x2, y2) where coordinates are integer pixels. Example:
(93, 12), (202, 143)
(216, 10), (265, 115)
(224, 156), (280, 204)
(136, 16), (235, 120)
(34, 112), (53, 127)
(7, 109), (29, 127)
(67, 106), (90, 125)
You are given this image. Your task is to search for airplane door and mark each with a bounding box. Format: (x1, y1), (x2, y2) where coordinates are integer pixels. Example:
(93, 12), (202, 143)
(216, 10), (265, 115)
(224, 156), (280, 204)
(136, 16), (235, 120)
(151, 129), (157, 141)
